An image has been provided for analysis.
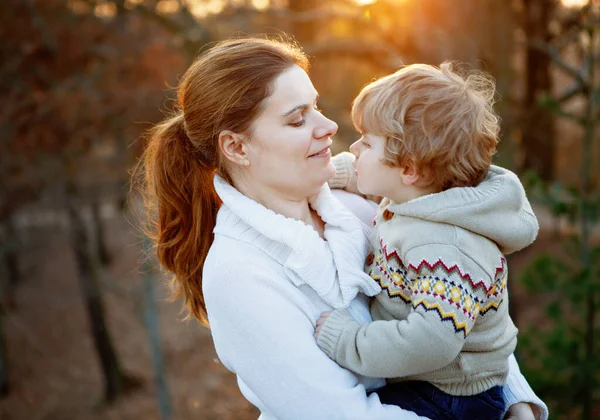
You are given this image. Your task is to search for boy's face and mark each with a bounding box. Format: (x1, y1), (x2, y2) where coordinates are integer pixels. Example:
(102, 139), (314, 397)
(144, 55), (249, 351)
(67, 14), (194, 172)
(349, 134), (407, 200)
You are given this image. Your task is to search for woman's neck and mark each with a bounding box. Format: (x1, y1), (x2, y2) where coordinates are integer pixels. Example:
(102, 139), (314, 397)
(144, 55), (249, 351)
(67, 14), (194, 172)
(233, 178), (323, 236)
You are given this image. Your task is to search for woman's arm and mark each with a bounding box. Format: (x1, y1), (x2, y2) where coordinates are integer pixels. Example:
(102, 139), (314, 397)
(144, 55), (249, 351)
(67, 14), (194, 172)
(503, 354), (548, 420)
(204, 256), (426, 420)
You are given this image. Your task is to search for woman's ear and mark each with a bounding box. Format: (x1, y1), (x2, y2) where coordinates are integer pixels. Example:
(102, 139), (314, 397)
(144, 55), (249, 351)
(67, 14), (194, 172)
(219, 130), (251, 167)
(400, 162), (420, 186)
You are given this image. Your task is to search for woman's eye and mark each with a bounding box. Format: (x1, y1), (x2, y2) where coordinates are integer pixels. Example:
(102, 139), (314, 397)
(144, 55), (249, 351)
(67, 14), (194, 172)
(290, 119), (305, 127)
(313, 105), (322, 112)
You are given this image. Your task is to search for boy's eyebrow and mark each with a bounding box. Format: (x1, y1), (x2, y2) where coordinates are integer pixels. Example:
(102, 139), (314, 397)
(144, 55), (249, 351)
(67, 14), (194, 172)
(282, 92), (319, 117)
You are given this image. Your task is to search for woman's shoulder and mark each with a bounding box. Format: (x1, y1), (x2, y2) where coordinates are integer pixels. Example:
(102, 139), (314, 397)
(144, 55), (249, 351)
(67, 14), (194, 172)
(330, 189), (378, 227)
(204, 235), (280, 279)
(203, 234), (299, 300)
(202, 235), (311, 321)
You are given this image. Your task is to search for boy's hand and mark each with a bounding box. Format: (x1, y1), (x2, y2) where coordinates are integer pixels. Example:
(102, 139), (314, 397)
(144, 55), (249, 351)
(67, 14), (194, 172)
(314, 311), (331, 340)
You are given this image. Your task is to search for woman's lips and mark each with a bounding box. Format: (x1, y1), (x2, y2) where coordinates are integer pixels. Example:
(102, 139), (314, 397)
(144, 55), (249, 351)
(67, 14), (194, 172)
(308, 147), (331, 158)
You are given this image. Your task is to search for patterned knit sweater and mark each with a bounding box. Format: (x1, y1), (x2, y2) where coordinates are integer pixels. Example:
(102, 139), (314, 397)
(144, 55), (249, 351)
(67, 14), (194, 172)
(317, 154), (539, 397)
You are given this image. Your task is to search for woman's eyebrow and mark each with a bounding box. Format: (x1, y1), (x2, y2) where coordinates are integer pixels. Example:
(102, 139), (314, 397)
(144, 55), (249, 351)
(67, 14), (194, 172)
(282, 104), (309, 117)
(282, 92), (319, 117)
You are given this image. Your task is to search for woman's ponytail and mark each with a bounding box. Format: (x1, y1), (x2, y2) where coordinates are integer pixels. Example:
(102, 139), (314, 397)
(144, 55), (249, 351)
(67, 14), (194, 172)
(142, 113), (221, 325)
(136, 37), (308, 326)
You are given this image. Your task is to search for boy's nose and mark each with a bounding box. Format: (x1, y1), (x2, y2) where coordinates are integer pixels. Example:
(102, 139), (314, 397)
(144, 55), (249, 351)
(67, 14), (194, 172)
(349, 140), (360, 157)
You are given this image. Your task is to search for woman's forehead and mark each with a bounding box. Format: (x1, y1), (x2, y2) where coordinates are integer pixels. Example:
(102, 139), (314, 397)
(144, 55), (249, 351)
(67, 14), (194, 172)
(266, 66), (318, 112)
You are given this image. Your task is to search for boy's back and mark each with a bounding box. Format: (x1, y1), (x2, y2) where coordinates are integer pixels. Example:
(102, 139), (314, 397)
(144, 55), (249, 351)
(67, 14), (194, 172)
(317, 62), (540, 419)
(365, 165), (535, 395)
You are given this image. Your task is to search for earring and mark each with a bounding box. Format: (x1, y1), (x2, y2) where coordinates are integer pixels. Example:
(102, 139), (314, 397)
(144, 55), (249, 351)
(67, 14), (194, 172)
(242, 158), (251, 167)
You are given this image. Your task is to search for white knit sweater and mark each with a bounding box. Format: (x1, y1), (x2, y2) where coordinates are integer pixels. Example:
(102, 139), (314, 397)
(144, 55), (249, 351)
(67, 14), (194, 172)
(202, 174), (549, 420)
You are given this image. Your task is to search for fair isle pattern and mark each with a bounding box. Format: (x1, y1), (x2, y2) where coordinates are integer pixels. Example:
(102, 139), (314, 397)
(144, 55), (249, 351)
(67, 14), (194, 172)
(480, 262), (509, 316)
(367, 241), (508, 337)
(368, 248), (412, 304)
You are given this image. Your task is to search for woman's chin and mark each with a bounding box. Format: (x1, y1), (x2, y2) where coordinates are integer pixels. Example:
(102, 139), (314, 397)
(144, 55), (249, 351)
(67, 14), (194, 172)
(322, 162), (337, 184)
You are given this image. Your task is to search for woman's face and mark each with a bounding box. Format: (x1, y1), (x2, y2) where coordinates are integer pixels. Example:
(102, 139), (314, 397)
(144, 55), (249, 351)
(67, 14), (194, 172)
(244, 65), (338, 199)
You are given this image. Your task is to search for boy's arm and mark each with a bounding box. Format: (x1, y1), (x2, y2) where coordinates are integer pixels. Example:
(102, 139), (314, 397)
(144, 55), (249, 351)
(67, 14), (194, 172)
(316, 244), (488, 378)
(329, 152), (361, 195)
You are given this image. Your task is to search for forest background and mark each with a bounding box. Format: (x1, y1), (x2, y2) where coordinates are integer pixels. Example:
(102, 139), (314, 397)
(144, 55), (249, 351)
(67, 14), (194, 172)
(0, 0), (599, 419)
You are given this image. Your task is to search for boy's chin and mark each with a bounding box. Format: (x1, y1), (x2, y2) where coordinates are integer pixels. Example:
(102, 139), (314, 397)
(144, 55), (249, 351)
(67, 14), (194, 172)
(356, 183), (370, 196)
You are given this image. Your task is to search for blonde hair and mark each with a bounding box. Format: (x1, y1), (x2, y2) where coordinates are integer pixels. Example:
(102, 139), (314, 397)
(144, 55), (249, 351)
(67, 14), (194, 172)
(352, 62), (500, 191)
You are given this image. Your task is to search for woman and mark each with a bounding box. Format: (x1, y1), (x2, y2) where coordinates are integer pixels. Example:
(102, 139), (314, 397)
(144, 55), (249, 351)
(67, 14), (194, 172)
(140, 37), (547, 419)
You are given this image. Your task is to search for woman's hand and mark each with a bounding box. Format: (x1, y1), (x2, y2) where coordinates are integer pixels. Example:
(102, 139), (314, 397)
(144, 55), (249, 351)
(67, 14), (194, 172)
(314, 311), (331, 340)
(505, 402), (537, 420)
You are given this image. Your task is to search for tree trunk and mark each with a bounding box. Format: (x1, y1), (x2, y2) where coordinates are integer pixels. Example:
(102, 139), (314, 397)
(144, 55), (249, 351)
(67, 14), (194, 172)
(66, 185), (124, 402)
(91, 200), (111, 266)
(1, 217), (20, 311)
(0, 286), (8, 397)
(0, 217), (17, 396)
(288, 0), (318, 45)
(142, 236), (172, 420)
(522, 0), (556, 180)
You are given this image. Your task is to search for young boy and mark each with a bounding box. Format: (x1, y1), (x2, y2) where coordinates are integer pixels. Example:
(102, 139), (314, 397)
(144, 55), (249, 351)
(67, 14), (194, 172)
(315, 63), (539, 420)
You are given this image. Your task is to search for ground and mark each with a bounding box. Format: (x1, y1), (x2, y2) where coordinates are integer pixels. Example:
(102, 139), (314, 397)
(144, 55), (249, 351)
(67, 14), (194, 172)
(0, 209), (259, 420)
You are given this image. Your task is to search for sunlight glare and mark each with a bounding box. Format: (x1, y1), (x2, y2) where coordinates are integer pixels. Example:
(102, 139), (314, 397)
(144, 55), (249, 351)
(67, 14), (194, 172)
(355, 0), (376, 4)
(94, 2), (116, 18)
(186, 0), (224, 18)
(252, 0), (270, 10)
(157, 0), (180, 14)
(561, 0), (589, 6)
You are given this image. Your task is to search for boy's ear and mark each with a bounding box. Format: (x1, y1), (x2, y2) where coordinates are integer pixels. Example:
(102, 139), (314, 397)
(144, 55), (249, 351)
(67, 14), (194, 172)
(400, 162), (420, 186)
(219, 130), (251, 167)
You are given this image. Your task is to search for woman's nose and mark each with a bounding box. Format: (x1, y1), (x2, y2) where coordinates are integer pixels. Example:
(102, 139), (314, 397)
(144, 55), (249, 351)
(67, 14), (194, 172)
(314, 113), (338, 139)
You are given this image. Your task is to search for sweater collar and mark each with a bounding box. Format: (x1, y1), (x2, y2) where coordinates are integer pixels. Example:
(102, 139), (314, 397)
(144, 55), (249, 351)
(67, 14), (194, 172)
(213, 175), (380, 307)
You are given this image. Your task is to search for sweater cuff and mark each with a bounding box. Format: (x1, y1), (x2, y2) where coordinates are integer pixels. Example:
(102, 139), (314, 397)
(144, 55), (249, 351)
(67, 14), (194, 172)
(329, 152), (355, 190)
(316, 308), (356, 360)
(503, 355), (549, 420)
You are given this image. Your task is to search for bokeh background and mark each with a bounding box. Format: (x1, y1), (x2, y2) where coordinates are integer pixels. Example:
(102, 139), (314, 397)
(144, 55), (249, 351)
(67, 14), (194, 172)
(1, 0), (599, 419)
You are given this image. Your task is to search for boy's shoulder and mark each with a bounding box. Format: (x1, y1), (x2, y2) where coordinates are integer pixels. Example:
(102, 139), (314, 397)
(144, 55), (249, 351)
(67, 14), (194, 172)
(376, 214), (504, 283)
(379, 213), (498, 252)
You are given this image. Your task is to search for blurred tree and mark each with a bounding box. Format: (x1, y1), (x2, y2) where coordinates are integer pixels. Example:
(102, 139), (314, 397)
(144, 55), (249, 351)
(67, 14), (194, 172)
(288, 0), (318, 44)
(522, 0), (557, 180)
(0, 300), (7, 397)
(91, 199), (111, 266)
(0, 0), (183, 402)
(66, 182), (128, 401)
(520, 3), (600, 418)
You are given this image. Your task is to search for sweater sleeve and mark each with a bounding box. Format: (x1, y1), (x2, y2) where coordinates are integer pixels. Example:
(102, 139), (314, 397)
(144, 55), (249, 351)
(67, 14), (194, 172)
(504, 354), (549, 420)
(329, 152), (361, 194)
(204, 259), (426, 420)
(316, 244), (488, 378)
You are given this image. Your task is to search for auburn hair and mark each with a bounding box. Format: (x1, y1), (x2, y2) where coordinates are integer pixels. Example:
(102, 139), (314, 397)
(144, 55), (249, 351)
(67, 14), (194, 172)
(352, 62), (500, 191)
(137, 37), (308, 325)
